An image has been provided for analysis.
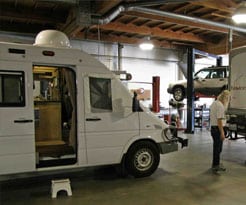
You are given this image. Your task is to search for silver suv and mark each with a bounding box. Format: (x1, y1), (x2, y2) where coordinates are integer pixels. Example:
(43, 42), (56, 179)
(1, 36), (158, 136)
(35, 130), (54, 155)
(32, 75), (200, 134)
(167, 66), (229, 101)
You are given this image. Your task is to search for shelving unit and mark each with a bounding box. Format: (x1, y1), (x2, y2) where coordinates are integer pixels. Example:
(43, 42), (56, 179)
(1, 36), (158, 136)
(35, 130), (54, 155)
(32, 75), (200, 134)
(194, 107), (210, 129)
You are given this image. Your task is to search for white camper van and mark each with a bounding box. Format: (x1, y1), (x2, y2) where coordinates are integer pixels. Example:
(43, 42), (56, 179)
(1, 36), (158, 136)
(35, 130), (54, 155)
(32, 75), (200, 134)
(227, 46), (246, 137)
(0, 30), (185, 178)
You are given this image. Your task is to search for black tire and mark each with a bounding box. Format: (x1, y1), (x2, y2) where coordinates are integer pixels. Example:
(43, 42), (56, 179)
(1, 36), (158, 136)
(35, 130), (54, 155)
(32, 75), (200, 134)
(125, 141), (160, 178)
(115, 155), (129, 178)
(173, 86), (185, 101)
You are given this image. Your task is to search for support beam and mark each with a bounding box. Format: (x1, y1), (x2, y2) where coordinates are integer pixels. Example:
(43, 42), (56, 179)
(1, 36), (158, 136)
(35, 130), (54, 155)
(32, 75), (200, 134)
(185, 47), (195, 134)
(152, 76), (160, 113)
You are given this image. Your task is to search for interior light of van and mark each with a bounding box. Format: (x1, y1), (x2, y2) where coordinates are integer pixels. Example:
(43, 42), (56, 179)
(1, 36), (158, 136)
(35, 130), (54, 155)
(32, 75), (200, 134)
(42, 50), (55, 56)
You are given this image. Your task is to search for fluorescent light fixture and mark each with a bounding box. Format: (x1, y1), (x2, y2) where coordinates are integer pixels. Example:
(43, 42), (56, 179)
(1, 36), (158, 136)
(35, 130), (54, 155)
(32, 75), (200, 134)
(232, 3), (246, 24)
(139, 42), (154, 50)
(139, 37), (154, 50)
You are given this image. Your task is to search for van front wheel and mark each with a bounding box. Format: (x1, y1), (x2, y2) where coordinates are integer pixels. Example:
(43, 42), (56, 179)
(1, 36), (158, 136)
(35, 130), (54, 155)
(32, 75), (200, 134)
(126, 141), (160, 178)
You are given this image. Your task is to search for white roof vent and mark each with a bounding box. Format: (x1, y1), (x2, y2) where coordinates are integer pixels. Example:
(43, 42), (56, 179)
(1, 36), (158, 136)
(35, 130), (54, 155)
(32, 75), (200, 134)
(34, 30), (71, 48)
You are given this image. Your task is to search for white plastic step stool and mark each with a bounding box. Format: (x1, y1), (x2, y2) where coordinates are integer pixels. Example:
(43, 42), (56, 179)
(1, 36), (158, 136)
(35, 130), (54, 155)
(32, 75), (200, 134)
(51, 178), (72, 198)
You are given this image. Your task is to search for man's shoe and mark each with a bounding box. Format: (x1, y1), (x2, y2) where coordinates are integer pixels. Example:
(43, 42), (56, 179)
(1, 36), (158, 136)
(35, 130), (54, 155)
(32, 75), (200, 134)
(218, 164), (226, 171)
(212, 164), (226, 172)
(212, 166), (219, 173)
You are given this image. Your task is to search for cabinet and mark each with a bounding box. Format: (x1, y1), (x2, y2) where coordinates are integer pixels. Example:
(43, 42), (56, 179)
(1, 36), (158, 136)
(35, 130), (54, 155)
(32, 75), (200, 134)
(35, 102), (62, 142)
(194, 107), (210, 129)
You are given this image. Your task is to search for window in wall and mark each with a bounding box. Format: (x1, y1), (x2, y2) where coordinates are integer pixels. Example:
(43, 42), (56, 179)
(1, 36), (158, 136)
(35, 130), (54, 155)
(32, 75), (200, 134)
(0, 71), (25, 107)
(89, 77), (112, 112)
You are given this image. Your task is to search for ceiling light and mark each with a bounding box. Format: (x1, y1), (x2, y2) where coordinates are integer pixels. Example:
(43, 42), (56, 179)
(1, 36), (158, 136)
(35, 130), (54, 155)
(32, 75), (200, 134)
(139, 37), (154, 50)
(232, 3), (246, 24)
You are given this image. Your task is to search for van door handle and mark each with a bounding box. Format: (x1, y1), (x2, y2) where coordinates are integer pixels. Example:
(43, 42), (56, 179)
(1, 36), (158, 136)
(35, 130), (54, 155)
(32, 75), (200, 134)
(86, 118), (101, 121)
(14, 119), (33, 123)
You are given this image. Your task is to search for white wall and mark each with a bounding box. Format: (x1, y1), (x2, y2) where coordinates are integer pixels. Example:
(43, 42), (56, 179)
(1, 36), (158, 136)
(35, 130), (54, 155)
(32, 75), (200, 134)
(195, 54), (229, 72)
(123, 58), (178, 108)
(71, 40), (180, 108)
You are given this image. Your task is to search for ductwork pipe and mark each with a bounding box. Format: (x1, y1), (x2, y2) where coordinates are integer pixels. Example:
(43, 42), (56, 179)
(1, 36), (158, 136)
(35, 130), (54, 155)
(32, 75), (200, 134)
(98, 5), (126, 25)
(130, 7), (246, 33)
(97, 5), (246, 34)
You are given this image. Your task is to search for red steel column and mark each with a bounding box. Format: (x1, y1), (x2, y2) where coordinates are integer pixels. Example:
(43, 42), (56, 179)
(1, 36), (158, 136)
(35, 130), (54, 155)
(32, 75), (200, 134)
(152, 76), (160, 113)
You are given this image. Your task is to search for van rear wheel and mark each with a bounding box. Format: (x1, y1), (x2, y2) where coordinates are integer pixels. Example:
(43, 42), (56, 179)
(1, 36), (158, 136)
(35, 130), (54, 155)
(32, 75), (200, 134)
(126, 141), (160, 178)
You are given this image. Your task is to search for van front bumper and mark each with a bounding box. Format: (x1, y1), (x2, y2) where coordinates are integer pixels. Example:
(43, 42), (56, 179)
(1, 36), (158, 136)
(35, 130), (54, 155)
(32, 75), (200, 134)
(159, 141), (178, 154)
(159, 137), (188, 154)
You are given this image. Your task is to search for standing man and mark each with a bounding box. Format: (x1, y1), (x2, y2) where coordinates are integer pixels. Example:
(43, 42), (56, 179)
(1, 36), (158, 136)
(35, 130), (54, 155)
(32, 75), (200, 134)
(210, 90), (230, 173)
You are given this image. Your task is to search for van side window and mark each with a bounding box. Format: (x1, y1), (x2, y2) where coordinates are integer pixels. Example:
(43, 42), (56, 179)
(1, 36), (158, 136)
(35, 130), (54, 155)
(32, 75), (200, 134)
(89, 77), (112, 112)
(0, 71), (25, 107)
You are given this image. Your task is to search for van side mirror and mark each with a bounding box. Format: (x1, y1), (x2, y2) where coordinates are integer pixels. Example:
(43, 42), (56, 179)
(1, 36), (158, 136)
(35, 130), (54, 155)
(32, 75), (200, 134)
(132, 91), (143, 112)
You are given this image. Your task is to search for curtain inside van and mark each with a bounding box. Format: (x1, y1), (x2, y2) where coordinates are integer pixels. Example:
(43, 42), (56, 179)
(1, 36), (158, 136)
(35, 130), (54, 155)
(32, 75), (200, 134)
(62, 68), (76, 148)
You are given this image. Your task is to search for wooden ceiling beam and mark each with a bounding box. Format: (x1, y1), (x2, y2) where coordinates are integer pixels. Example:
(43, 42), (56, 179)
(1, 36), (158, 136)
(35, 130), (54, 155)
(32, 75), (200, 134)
(195, 36), (246, 54)
(191, 0), (235, 13)
(0, 7), (64, 24)
(173, 4), (193, 13)
(211, 12), (231, 19)
(76, 31), (176, 49)
(94, 22), (205, 43)
(124, 12), (229, 34)
(95, 0), (123, 15)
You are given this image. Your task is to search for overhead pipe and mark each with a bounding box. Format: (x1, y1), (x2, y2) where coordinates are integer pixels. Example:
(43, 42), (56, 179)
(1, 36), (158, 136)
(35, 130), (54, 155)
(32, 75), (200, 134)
(97, 1), (194, 24)
(129, 7), (246, 33)
(98, 5), (126, 25)
(122, 0), (199, 7)
(96, 5), (246, 34)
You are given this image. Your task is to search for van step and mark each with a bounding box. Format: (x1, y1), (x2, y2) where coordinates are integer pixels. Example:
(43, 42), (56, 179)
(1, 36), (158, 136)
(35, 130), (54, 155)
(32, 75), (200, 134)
(36, 144), (75, 158)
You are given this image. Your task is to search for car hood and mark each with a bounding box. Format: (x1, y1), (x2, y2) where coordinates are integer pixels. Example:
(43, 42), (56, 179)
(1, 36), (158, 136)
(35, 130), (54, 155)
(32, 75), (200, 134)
(168, 79), (187, 87)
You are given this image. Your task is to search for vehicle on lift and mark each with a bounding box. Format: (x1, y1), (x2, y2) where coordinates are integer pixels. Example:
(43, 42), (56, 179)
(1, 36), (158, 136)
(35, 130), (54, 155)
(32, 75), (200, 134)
(167, 66), (229, 101)
(0, 30), (187, 179)
(226, 46), (246, 138)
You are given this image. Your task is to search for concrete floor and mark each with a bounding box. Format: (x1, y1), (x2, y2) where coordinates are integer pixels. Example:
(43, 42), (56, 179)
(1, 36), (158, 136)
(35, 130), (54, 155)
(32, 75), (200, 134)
(1, 130), (246, 205)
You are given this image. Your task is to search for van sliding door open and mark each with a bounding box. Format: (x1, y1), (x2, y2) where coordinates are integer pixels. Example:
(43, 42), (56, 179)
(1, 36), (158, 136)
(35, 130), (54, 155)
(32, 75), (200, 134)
(33, 66), (77, 168)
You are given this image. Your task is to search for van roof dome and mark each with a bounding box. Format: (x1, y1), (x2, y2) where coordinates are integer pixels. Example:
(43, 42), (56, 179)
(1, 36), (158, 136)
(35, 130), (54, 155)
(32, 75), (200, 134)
(34, 30), (71, 48)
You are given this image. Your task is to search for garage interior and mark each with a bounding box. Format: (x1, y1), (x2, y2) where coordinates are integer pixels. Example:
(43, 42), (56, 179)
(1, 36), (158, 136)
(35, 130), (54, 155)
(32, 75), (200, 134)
(0, 0), (246, 205)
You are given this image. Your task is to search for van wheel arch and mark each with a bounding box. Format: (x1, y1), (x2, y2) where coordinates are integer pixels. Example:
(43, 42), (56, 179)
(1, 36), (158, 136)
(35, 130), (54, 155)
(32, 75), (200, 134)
(125, 140), (160, 178)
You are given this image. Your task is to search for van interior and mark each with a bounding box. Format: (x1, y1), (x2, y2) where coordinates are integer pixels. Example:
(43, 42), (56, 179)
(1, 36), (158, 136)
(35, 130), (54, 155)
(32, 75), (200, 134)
(33, 66), (77, 168)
